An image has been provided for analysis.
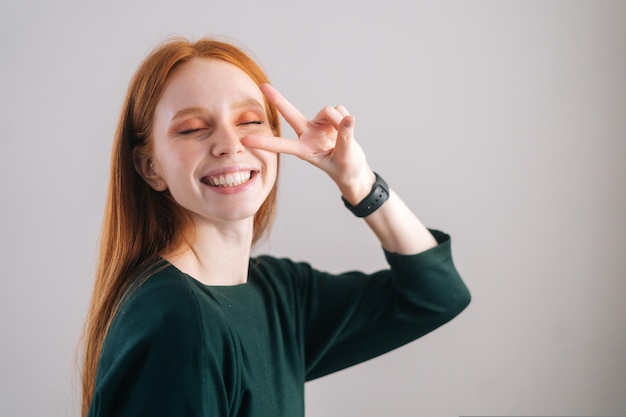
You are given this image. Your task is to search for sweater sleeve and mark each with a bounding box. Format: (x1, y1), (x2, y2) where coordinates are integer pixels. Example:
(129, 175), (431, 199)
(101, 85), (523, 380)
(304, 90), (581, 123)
(302, 229), (471, 380)
(89, 272), (240, 417)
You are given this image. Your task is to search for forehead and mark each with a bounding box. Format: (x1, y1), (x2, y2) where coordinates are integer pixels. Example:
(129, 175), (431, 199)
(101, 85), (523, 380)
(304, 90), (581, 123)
(157, 57), (263, 111)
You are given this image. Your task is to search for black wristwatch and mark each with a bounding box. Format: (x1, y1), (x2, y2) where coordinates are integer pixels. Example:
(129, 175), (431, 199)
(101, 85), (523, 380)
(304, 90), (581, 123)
(341, 172), (389, 218)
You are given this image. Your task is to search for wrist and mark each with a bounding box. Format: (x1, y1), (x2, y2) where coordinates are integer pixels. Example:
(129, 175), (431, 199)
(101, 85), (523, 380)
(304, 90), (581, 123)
(338, 170), (377, 206)
(341, 172), (390, 218)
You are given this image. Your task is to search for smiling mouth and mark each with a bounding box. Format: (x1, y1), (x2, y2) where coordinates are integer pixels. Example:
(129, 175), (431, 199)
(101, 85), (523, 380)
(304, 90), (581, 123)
(202, 171), (255, 187)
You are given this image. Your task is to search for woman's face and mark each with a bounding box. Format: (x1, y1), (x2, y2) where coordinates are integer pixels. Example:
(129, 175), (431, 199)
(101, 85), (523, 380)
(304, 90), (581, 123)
(148, 57), (278, 227)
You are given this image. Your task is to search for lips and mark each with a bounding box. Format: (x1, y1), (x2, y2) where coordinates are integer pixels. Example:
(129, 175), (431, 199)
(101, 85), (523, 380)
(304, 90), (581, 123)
(201, 170), (256, 188)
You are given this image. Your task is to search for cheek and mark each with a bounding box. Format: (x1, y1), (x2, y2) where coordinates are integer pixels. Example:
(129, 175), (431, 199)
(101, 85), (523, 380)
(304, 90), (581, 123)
(261, 151), (279, 178)
(154, 145), (199, 180)
(158, 140), (202, 165)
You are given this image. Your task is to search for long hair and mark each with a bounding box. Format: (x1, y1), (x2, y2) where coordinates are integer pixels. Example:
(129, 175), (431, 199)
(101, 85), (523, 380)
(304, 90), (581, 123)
(80, 37), (281, 416)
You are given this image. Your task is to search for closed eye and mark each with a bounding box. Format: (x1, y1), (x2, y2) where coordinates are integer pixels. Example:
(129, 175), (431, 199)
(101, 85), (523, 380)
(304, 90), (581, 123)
(240, 120), (264, 126)
(178, 128), (205, 135)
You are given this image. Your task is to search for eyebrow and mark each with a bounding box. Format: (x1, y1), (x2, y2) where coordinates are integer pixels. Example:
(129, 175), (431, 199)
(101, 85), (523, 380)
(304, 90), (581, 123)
(232, 98), (265, 112)
(171, 99), (265, 121)
(171, 107), (205, 121)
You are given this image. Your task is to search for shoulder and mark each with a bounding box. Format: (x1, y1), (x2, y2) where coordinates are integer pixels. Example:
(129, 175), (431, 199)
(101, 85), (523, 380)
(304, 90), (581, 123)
(252, 255), (313, 276)
(99, 264), (236, 371)
(105, 265), (228, 353)
(93, 266), (239, 416)
(250, 255), (320, 289)
(117, 265), (200, 325)
(248, 255), (324, 307)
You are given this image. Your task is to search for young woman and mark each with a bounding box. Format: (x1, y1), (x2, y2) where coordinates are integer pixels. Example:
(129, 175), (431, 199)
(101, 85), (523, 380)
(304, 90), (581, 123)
(81, 37), (471, 417)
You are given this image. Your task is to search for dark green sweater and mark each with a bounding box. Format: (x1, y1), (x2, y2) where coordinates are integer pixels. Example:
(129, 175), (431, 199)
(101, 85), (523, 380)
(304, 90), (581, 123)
(89, 230), (470, 417)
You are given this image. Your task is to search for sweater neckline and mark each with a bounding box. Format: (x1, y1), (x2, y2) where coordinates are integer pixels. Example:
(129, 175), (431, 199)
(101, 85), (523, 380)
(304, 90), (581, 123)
(161, 257), (255, 289)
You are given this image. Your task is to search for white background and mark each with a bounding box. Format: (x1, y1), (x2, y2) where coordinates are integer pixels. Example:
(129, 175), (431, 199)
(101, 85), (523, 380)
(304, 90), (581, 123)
(1, 1), (625, 416)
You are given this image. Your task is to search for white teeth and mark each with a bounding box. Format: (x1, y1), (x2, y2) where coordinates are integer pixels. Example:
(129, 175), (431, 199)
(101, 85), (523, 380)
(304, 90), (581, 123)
(207, 171), (252, 187)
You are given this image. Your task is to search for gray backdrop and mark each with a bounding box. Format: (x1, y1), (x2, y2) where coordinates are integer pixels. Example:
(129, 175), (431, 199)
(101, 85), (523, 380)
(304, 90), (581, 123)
(1, 1), (624, 416)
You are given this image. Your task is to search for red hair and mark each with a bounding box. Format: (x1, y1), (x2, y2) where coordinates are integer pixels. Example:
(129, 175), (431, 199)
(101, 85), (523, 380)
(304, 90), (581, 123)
(80, 37), (281, 416)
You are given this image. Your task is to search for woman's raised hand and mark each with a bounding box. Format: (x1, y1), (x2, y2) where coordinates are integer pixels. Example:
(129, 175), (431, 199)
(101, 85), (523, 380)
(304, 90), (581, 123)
(242, 84), (375, 203)
(244, 84), (439, 254)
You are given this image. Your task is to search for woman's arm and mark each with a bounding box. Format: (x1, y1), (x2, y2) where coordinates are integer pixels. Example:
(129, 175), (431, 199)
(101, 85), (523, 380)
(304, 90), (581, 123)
(242, 83), (437, 254)
(348, 177), (438, 255)
(255, 230), (470, 381)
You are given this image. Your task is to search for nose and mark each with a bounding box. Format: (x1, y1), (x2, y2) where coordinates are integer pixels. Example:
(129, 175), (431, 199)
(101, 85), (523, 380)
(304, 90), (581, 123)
(210, 125), (245, 157)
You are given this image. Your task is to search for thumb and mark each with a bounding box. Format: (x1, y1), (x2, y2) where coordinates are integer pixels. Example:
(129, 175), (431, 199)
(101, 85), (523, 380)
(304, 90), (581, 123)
(335, 115), (355, 153)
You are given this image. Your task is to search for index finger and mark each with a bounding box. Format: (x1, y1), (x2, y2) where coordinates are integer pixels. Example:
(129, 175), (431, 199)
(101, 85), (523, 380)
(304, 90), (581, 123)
(241, 134), (301, 157)
(260, 84), (308, 136)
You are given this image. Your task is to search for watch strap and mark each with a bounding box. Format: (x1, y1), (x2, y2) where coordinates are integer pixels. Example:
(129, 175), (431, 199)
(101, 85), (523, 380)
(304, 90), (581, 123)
(341, 172), (389, 218)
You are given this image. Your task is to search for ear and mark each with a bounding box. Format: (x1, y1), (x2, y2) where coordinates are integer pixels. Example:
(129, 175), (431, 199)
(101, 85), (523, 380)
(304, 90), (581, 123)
(132, 148), (167, 191)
